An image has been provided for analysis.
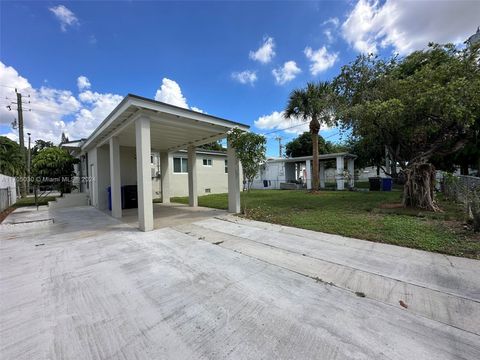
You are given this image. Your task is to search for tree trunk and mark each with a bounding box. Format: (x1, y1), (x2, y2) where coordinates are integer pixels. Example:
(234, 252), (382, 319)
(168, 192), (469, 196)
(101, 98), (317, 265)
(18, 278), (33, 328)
(310, 117), (320, 191)
(402, 162), (439, 211)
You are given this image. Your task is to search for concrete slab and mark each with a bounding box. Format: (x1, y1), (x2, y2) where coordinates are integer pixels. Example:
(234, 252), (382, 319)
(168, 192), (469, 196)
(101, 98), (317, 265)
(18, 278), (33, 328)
(118, 202), (227, 229)
(1, 206), (479, 359)
(0, 206), (53, 228)
(175, 219), (480, 334)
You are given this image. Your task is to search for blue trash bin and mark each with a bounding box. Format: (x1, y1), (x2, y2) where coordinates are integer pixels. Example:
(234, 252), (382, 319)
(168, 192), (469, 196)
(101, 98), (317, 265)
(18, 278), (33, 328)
(381, 178), (393, 191)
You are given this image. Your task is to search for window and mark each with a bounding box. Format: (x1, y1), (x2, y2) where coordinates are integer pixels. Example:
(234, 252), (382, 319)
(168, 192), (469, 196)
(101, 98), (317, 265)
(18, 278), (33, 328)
(224, 159), (228, 173)
(205, 188), (211, 193)
(203, 158), (212, 166)
(173, 157), (188, 173)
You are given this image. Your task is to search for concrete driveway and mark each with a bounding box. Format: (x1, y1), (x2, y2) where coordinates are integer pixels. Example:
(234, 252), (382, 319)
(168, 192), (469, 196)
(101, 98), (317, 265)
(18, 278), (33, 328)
(1, 206), (479, 360)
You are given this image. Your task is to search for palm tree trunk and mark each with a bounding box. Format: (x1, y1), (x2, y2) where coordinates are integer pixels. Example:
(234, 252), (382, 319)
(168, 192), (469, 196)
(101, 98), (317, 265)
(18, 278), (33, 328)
(310, 116), (320, 191)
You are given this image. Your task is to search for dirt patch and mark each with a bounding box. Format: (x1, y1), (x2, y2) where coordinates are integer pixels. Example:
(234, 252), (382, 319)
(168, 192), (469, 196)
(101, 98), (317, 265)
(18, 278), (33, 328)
(443, 220), (480, 241)
(0, 207), (15, 224)
(379, 203), (404, 209)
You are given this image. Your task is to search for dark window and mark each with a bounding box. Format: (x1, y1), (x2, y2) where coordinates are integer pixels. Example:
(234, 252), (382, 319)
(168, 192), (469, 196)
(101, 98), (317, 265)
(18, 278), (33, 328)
(173, 157), (188, 173)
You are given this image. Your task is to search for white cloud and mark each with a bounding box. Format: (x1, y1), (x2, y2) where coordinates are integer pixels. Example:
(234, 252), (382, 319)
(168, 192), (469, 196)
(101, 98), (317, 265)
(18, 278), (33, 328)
(254, 111), (309, 135)
(272, 61), (301, 85)
(77, 76), (91, 91)
(304, 46), (338, 75)
(190, 106), (204, 113)
(231, 70), (257, 85)
(324, 29), (334, 43)
(323, 17), (340, 28)
(68, 91), (123, 139)
(249, 36), (276, 64)
(322, 17), (340, 43)
(0, 61), (122, 144)
(255, 110), (334, 136)
(154, 78), (188, 108)
(342, 0), (480, 55)
(0, 65), (206, 144)
(49, 5), (79, 32)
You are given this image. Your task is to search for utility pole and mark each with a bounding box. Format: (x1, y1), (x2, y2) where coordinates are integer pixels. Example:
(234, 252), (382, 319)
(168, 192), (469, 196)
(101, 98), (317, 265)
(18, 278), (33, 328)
(16, 90), (26, 197)
(27, 132), (31, 195)
(275, 136), (283, 157)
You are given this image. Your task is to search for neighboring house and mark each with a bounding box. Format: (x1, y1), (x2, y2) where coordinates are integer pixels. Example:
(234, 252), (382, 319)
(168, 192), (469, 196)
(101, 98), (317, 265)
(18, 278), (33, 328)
(252, 153), (357, 190)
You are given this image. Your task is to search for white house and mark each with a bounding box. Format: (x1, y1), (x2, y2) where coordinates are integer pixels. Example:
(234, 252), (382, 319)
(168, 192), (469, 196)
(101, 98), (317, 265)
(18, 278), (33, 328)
(251, 153), (357, 190)
(63, 94), (249, 231)
(150, 149), (230, 198)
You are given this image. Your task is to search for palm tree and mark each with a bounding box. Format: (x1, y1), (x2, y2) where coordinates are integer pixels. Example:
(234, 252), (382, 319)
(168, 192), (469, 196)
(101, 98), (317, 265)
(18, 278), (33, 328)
(284, 82), (333, 191)
(0, 136), (24, 177)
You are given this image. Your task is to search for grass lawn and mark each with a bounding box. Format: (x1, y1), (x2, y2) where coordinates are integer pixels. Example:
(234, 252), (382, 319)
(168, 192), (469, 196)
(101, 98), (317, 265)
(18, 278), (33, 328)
(13, 196), (58, 207)
(171, 189), (480, 259)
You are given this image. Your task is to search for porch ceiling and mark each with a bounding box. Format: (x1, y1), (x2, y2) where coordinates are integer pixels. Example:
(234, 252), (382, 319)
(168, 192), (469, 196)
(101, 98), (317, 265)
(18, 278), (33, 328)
(81, 94), (249, 152)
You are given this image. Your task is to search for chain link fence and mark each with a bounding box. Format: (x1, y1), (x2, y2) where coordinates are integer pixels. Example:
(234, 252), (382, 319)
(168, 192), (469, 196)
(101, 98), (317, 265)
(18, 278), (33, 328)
(441, 174), (480, 231)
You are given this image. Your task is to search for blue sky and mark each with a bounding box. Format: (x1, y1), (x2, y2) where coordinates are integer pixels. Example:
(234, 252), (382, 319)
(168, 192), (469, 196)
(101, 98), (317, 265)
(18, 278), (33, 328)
(1, 0), (478, 156)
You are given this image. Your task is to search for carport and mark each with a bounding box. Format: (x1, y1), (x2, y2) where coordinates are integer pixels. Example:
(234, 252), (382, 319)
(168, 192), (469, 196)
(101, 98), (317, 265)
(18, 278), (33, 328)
(80, 94), (249, 231)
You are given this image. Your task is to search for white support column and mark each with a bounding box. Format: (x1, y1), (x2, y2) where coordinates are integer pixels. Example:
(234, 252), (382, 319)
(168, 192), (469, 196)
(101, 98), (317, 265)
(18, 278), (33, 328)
(187, 145), (198, 207)
(347, 158), (355, 188)
(336, 156), (345, 190)
(319, 162), (326, 189)
(135, 117), (154, 232)
(227, 142), (240, 213)
(160, 152), (170, 203)
(109, 136), (122, 218)
(305, 160), (312, 190)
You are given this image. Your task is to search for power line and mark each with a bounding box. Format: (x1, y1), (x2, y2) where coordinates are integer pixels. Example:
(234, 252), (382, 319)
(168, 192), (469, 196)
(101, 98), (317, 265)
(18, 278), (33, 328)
(263, 122), (306, 135)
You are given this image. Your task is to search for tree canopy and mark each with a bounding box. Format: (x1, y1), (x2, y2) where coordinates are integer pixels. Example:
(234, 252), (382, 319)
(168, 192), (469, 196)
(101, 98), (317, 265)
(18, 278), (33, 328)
(198, 141), (225, 151)
(285, 132), (346, 158)
(227, 128), (266, 191)
(334, 43), (479, 169)
(32, 146), (79, 194)
(0, 136), (25, 177)
(333, 43), (480, 210)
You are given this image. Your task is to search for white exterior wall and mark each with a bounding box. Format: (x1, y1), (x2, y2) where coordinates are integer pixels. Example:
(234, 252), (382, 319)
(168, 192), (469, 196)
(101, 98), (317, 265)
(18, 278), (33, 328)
(0, 174), (17, 211)
(118, 146), (161, 199)
(251, 162), (285, 190)
(85, 148), (231, 207)
(169, 152), (229, 197)
(356, 166), (389, 181)
(87, 146), (111, 209)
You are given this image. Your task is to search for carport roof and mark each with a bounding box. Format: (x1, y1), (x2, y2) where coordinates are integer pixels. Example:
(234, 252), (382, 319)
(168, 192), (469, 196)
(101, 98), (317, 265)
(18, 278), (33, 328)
(81, 94), (249, 152)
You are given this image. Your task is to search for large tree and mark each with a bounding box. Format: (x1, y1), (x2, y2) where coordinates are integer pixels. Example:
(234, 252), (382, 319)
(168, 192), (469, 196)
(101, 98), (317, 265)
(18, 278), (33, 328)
(284, 82), (334, 190)
(227, 128), (266, 215)
(285, 132), (345, 158)
(32, 147), (79, 194)
(333, 43), (480, 211)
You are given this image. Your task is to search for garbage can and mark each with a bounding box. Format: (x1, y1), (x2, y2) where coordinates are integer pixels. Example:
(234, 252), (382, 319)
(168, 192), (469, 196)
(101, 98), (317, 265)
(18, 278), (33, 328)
(122, 185), (138, 209)
(368, 177), (381, 191)
(381, 177), (393, 191)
